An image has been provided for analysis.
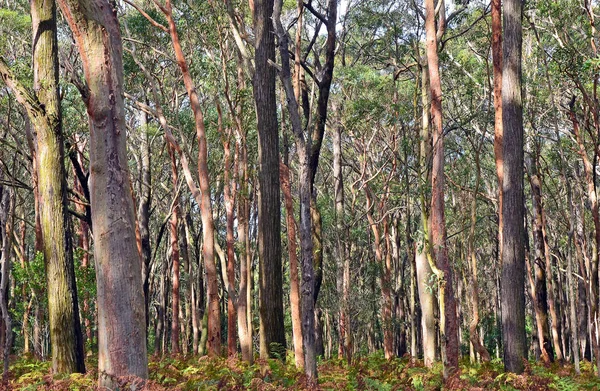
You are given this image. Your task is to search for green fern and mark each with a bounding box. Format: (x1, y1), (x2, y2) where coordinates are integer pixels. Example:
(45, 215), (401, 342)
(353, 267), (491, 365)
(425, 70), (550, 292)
(552, 377), (579, 391)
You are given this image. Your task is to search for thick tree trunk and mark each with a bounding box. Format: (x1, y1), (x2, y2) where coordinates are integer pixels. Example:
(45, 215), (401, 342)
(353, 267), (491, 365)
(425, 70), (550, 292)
(424, 0), (459, 375)
(416, 239), (436, 367)
(56, 0), (149, 385)
(254, 0), (286, 360)
(500, 0), (527, 374)
(0, 0), (87, 374)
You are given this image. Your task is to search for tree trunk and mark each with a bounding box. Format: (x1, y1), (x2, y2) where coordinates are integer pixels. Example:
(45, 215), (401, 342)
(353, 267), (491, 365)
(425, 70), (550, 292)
(307, 0), (337, 308)
(137, 109), (152, 337)
(280, 162), (305, 368)
(74, 143), (93, 355)
(365, 189), (393, 359)
(566, 171), (581, 373)
(492, 0), (503, 261)
(383, 219), (395, 359)
(56, 0), (149, 385)
(540, 206), (563, 361)
(254, 0), (286, 360)
(468, 147), (491, 362)
(500, 0), (527, 374)
(569, 103), (600, 374)
(160, 0), (221, 356)
(527, 155), (553, 363)
(0, 185), (14, 378)
(424, 0), (459, 375)
(222, 120), (238, 358)
(0, 0), (87, 374)
(333, 119), (351, 362)
(237, 138), (252, 363)
(272, 0), (316, 379)
(168, 145), (181, 354)
(417, 63), (436, 368)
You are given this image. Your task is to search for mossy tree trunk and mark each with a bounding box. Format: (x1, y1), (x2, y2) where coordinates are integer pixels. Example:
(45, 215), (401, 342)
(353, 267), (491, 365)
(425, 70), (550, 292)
(0, 0), (86, 374)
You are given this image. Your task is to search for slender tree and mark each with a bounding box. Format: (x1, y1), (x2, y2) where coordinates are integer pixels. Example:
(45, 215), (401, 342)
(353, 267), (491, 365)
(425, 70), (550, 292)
(424, 0), (459, 375)
(273, 0), (317, 380)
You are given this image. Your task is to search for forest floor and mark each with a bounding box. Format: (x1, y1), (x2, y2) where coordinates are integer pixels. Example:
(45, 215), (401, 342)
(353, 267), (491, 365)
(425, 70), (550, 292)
(3, 352), (600, 390)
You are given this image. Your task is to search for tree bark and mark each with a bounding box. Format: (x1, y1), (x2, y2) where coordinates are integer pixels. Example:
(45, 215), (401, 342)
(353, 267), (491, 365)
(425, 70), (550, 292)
(254, 0), (286, 360)
(56, 0), (149, 385)
(416, 63), (436, 368)
(272, 0), (317, 380)
(332, 118), (351, 362)
(168, 144), (181, 354)
(236, 134), (253, 363)
(527, 155), (553, 364)
(0, 184), (14, 378)
(159, 0), (221, 356)
(424, 0), (459, 375)
(137, 109), (152, 336)
(0, 0), (87, 374)
(500, 0), (527, 374)
(280, 162), (305, 368)
(492, 0), (503, 261)
(468, 146), (491, 362)
(569, 100), (600, 375)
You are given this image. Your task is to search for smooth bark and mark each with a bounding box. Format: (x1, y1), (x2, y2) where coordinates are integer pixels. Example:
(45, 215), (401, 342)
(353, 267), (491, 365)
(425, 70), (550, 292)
(425, 0), (459, 375)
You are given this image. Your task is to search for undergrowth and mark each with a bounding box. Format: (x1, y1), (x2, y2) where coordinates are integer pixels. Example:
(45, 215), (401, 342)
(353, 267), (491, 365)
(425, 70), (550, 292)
(2, 352), (600, 390)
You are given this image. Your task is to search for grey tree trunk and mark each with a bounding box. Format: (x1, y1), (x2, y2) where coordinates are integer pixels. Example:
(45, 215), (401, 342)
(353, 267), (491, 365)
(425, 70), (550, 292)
(56, 0), (149, 386)
(272, 0), (317, 380)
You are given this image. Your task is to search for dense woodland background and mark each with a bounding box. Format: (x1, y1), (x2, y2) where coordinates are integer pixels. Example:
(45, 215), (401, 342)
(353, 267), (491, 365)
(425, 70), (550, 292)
(1, 0), (600, 389)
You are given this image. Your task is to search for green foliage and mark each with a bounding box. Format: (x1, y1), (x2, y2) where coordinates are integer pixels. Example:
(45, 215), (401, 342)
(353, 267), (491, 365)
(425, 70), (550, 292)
(8, 351), (600, 390)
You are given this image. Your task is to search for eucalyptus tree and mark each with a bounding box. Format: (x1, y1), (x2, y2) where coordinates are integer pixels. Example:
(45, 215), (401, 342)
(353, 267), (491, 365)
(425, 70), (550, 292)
(55, 0), (149, 385)
(253, 0), (286, 360)
(424, 0), (459, 375)
(0, 0), (85, 373)
(500, 0), (527, 374)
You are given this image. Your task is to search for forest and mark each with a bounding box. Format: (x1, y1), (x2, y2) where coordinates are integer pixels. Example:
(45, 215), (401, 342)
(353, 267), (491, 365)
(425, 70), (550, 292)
(1, 0), (600, 389)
